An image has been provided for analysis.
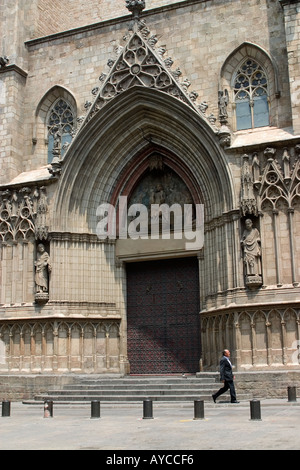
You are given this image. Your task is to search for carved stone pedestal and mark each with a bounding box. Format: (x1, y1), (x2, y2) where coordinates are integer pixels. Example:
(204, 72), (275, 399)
(245, 274), (263, 289)
(35, 292), (49, 303)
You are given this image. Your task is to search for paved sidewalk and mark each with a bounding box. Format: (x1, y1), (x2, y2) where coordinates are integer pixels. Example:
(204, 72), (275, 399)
(0, 399), (299, 451)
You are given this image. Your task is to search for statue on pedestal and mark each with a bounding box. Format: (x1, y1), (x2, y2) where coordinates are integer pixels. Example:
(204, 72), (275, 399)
(241, 219), (262, 288)
(34, 243), (51, 302)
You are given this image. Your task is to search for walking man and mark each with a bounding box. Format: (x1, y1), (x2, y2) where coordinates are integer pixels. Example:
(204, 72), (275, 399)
(212, 349), (239, 403)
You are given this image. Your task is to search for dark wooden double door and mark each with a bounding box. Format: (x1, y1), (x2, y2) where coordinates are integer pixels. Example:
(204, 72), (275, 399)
(127, 257), (201, 374)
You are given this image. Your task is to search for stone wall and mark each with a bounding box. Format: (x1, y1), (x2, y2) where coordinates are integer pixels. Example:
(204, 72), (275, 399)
(36, 0), (180, 37)
(0, 319), (122, 375)
(0, 67), (27, 184)
(235, 370), (300, 399)
(13, 0), (292, 180)
(201, 306), (300, 371)
(1, 0), (300, 375)
(280, 0), (300, 134)
(0, 371), (299, 401)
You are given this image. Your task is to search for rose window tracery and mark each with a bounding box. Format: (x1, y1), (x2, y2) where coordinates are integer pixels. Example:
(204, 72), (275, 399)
(86, 33), (188, 122)
(104, 36), (173, 94)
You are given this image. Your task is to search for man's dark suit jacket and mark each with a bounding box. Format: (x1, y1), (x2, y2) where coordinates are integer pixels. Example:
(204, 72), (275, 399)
(219, 356), (234, 381)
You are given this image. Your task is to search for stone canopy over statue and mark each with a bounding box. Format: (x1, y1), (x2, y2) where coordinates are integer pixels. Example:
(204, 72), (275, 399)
(241, 219), (262, 288)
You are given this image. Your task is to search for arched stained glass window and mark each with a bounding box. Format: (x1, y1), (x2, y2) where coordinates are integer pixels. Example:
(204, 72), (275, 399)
(47, 99), (75, 163)
(234, 59), (269, 131)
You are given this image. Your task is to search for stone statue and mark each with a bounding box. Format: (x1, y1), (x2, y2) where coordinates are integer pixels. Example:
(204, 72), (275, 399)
(35, 243), (51, 295)
(218, 89), (229, 120)
(241, 219), (262, 287)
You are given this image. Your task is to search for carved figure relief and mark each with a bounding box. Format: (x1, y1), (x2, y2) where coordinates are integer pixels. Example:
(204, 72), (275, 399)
(239, 146), (300, 289)
(128, 159), (194, 233)
(35, 243), (51, 302)
(241, 218), (262, 288)
(218, 89), (229, 121)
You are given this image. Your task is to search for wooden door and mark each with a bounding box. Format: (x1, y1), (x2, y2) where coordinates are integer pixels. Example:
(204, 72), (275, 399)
(127, 257), (201, 374)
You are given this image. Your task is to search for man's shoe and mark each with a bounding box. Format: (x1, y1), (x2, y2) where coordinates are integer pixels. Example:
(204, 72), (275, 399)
(212, 394), (217, 403)
(231, 400), (240, 403)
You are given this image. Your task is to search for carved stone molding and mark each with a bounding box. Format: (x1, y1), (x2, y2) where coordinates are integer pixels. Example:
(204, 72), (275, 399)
(258, 148), (300, 212)
(48, 231), (116, 244)
(240, 145), (300, 213)
(75, 22), (215, 138)
(0, 318), (121, 374)
(241, 154), (257, 216)
(0, 186), (49, 242)
(201, 306), (300, 371)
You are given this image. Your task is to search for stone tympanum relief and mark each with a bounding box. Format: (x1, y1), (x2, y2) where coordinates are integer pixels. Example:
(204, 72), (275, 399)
(128, 158), (194, 234)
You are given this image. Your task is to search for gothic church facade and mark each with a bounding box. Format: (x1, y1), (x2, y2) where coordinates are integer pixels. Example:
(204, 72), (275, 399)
(1, 0), (300, 377)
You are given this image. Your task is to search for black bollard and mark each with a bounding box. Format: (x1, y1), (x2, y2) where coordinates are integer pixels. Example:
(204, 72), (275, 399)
(194, 400), (205, 420)
(44, 400), (53, 418)
(287, 386), (297, 402)
(91, 400), (101, 419)
(250, 399), (261, 421)
(143, 398), (153, 419)
(2, 401), (11, 417)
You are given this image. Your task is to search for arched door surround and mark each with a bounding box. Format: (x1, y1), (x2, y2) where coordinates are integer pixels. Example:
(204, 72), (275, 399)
(52, 86), (236, 234)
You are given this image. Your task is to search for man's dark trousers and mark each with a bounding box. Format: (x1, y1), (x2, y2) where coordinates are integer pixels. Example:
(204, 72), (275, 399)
(213, 354), (237, 403)
(214, 379), (237, 402)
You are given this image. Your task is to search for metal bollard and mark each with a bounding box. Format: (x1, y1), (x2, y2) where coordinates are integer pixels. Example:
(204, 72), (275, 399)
(194, 400), (205, 420)
(2, 401), (11, 417)
(91, 400), (101, 419)
(287, 386), (297, 402)
(143, 398), (153, 419)
(250, 399), (261, 421)
(44, 400), (53, 418)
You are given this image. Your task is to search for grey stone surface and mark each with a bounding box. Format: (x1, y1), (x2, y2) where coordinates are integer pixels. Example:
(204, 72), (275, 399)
(0, 399), (299, 450)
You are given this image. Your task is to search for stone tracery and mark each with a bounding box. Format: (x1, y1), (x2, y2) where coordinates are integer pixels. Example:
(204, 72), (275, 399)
(0, 186), (48, 242)
(83, 31), (203, 128)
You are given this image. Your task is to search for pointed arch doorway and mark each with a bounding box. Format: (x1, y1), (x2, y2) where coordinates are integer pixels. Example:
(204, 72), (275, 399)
(126, 256), (201, 374)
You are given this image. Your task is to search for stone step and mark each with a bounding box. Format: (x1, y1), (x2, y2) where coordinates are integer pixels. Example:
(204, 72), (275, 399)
(73, 374), (218, 382)
(35, 393), (251, 403)
(41, 387), (216, 397)
(73, 379), (217, 385)
(36, 393), (217, 402)
(63, 383), (215, 391)
(33, 373), (227, 403)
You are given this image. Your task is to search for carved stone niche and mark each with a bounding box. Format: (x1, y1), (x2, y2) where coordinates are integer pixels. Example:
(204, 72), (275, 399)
(240, 217), (263, 289)
(34, 241), (51, 304)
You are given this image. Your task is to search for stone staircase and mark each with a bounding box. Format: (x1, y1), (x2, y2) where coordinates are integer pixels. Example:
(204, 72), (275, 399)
(34, 373), (225, 403)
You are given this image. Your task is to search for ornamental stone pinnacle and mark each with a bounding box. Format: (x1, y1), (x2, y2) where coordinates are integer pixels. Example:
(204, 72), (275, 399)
(125, 0), (146, 20)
